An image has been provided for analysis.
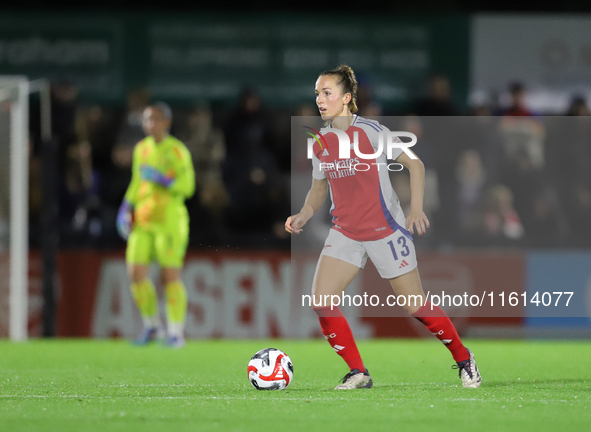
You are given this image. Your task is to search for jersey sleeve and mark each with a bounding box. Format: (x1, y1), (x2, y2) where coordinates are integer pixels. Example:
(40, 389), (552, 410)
(168, 143), (196, 199)
(311, 152), (326, 180)
(361, 122), (403, 161)
(377, 125), (404, 161)
(389, 133), (405, 161)
(123, 143), (142, 205)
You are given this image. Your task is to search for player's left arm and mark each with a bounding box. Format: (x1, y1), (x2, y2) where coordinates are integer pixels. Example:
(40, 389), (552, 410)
(396, 150), (430, 236)
(167, 144), (196, 199)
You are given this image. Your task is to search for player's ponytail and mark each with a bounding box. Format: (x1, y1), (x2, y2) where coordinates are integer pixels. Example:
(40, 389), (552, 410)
(320, 65), (358, 114)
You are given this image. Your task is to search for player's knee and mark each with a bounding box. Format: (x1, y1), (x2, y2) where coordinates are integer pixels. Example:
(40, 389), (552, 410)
(161, 267), (182, 285)
(128, 265), (148, 284)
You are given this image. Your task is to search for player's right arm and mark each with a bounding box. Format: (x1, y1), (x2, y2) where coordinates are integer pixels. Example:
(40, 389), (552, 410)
(124, 143), (143, 205)
(285, 178), (328, 234)
(117, 143), (142, 239)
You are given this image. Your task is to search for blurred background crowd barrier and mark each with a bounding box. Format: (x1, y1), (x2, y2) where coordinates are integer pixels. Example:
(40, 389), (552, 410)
(1, 12), (591, 338)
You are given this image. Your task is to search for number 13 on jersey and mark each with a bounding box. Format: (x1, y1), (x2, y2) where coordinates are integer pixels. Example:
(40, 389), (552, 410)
(387, 236), (410, 261)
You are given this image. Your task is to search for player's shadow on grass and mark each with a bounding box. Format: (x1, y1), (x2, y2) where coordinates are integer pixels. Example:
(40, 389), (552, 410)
(283, 387), (338, 393)
(371, 379), (591, 391)
(484, 379), (591, 390)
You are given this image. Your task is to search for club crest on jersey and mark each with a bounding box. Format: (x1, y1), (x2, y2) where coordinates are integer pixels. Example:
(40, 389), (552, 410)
(303, 126), (329, 155)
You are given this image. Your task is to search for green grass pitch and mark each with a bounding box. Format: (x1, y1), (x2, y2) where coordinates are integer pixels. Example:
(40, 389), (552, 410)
(1, 339), (590, 432)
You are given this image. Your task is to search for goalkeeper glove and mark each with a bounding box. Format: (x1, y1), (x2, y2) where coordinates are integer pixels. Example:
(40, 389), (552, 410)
(140, 165), (174, 188)
(116, 199), (134, 240)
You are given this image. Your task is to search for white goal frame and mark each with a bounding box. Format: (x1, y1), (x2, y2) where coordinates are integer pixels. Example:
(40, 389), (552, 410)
(0, 77), (29, 342)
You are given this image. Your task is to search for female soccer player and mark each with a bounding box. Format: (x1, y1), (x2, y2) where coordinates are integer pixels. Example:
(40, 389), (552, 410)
(285, 65), (481, 389)
(117, 102), (195, 348)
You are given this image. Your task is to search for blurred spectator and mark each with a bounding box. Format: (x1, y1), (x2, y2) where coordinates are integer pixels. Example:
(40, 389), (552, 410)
(178, 103), (229, 244)
(71, 105), (126, 244)
(22, 79), (591, 251)
(224, 88), (273, 158)
(77, 104), (121, 174)
(546, 99), (591, 245)
(566, 96), (590, 116)
(223, 87), (288, 244)
(502, 148), (565, 245)
(114, 88), (151, 156)
(483, 185), (524, 243)
(454, 150), (489, 243)
(60, 140), (102, 242)
(63, 141), (97, 214)
(296, 104), (318, 117)
(464, 109), (504, 184)
(409, 115), (461, 246)
(502, 149), (541, 220)
(498, 85), (546, 170)
(471, 105), (492, 117)
(495, 83), (553, 245)
(51, 81), (78, 147)
(50, 82), (80, 186)
(410, 78), (461, 245)
(415, 74), (458, 116)
(102, 88), (151, 211)
(356, 77), (383, 117)
(183, 104), (227, 209)
(526, 191), (565, 247)
(496, 82), (537, 117)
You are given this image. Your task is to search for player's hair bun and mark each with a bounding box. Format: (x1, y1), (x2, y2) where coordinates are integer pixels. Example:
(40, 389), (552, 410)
(320, 64), (358, 114)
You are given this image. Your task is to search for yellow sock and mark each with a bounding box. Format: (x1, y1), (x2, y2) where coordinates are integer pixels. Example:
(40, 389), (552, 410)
(130, 279), (160, 328)
(165, 280), (187, 336)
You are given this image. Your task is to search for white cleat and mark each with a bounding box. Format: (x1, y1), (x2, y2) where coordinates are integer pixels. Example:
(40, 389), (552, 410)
(132, 327), (165, 346)
(453, 348), (482, 388)
(164, 335), (186, 349)
(335, 368), (373, 390)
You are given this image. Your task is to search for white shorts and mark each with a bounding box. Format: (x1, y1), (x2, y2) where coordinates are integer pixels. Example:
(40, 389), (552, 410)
(320, 229), (417, 279)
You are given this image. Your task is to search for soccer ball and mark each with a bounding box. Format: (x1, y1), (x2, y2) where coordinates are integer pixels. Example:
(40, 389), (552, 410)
(247, 348), (294, 390)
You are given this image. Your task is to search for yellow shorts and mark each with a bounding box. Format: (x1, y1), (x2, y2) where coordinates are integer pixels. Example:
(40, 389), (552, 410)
(126, 225), (188, 268)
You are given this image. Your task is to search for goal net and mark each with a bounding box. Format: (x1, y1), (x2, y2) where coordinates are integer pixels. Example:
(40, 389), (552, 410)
(0, 77), (29, 341)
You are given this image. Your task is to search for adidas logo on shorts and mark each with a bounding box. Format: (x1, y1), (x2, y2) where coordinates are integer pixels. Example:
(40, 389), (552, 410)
(399, 260), (409, 269)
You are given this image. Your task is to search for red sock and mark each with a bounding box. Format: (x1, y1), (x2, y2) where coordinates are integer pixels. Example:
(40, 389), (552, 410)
(412, 301), (469, 363)
(314, 306), (365, 372)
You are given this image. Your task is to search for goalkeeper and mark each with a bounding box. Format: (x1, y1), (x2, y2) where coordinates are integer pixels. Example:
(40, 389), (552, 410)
(116, 102), (195, 348)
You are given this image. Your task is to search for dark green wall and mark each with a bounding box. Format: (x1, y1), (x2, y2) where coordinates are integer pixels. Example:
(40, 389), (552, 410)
(0, 12), (470, 110)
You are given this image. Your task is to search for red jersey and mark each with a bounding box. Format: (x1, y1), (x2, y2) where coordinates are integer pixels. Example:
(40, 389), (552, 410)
(311, 115), (412, 242)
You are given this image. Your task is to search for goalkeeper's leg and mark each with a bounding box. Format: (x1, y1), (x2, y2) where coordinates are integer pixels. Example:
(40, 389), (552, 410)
(155, 228), (189, 348)
(162, 268), (188, 347)
(127, 229), (163, 344)
(130, 268), (161, 325)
